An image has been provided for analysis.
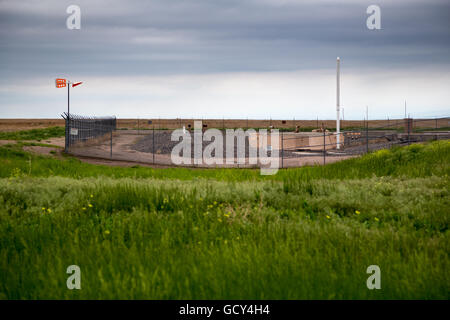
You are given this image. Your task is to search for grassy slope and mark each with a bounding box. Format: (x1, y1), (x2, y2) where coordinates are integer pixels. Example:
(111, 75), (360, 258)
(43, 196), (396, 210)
(0, 126), (65, 141)
(0, 140), (448, 299)
(0, 140), (448, 181)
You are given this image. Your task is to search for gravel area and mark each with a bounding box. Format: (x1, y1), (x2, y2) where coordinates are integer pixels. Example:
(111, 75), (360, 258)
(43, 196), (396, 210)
(129, 130), (449, 161)
(131, 130), (303, 158)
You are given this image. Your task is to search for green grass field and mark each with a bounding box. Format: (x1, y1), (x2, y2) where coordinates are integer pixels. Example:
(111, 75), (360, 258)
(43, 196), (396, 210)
(0, 138), (448, 299)
(0, 126), (65, 141)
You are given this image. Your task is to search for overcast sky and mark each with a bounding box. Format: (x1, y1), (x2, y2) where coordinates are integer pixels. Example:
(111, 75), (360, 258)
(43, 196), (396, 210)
(0, 0), (449, 119)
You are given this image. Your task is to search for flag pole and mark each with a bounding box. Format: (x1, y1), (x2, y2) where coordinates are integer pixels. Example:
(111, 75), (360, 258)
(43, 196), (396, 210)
(67, 81), (70, 151)
(336, 57), (341, 150)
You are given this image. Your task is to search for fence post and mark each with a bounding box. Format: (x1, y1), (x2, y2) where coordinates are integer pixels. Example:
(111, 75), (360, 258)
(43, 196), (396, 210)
(407, 118), (411, 145)
(110, 125), (113, 159)
(64, 116), (69, 153)
(366, 119), (369, 153)
(323, 127), (326, 165)
(152, 124), (155, 164)
(281, 131), (284, 169)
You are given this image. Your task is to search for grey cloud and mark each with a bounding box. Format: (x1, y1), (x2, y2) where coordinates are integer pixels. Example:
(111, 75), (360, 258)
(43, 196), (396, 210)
(0, 0), (449, 79)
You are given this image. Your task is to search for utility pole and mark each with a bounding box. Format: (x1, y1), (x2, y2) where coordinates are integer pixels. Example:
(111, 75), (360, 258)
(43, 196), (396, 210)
(336, 57), (341, 149)
(404, 101), (407, 119)
(67, 82), (70, 151)
(281, 132), (284, 169)
(152, 124), (155, 164)
(56, 78), (82, 152)
(366, 106), (368, 124)
(323, 123), (326, 165)
(366, 106), (369, 153)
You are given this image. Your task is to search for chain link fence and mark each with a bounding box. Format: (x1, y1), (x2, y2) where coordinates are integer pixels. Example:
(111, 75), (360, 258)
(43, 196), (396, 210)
(61, 113), (116, 153)
(64, 116), (450, 168)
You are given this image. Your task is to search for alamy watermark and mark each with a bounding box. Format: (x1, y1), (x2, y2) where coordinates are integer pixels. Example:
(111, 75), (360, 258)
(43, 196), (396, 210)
(65, 5), (380, 31)
(366, 265), (381, 290)
(366, 5), (381, 30)
(170, 121), (279, 175)
(66, 5), (81, 30)
(66, 265), (81, 289)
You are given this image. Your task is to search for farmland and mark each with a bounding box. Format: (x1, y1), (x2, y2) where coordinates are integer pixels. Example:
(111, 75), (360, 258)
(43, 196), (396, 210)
(0, 136), (449, 299)
(1, 117), (448, 132)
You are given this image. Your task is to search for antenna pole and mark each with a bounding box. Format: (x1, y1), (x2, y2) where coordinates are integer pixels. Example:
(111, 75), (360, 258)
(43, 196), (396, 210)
(336, 57), (341, 149)
(67, 81), (70, 151)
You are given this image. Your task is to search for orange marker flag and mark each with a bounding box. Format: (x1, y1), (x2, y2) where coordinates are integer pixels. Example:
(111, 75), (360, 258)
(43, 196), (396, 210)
(55, 78), (66, 88)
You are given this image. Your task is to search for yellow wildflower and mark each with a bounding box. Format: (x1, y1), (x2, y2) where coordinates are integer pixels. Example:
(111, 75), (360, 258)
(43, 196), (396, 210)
(88, 204), (93, 208)
(375, 217), (379, 222)
(355, 210), (361, 215)
(104, 230), (110, 235)
(47, 208), (52, 213)
(326, 215), (330, 219)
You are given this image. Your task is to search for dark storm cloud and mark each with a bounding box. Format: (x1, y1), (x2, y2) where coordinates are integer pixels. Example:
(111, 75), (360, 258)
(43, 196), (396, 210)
(1, 0), (449, 81)
(0, 0), (449, 119)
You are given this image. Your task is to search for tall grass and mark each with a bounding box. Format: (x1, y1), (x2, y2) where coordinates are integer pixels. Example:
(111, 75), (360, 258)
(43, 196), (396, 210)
(0, 140), (448, 299)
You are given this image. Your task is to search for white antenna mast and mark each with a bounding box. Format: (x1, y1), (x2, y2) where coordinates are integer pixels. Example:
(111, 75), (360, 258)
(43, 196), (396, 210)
(336, 57), (341, 149)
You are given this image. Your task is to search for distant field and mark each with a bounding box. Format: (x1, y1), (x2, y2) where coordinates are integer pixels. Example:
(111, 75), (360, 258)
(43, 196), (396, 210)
(0, 139), (448, 299)
(0, 119), (65, 131)
(0, 126), (65, 141)
(1, 118), (448, 132)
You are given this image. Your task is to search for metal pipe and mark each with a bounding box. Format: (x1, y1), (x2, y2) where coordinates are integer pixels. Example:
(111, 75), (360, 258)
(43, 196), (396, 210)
(336, 57), (340, 150)
(67, 83), (70, 151)
(281, 132), (284, 169)
(323, 124), (326, 165)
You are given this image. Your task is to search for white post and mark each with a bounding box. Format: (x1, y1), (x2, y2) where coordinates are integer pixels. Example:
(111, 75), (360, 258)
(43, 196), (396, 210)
(404, 100), (407, 118)
(336, 57), (340, 149)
